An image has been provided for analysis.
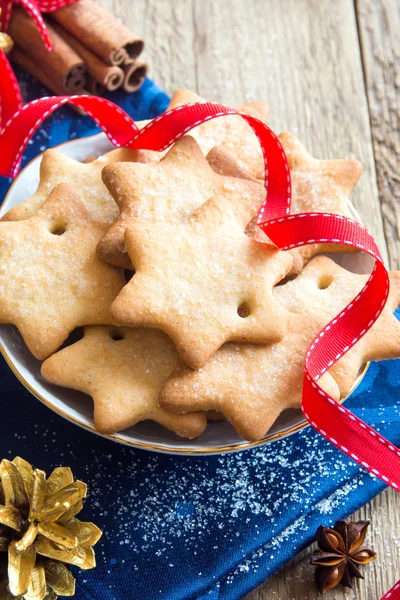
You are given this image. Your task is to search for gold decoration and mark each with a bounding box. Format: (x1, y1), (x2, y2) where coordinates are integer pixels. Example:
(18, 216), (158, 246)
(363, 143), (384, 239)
(0, 33), (13, 55)
(0, 458), (102, 600)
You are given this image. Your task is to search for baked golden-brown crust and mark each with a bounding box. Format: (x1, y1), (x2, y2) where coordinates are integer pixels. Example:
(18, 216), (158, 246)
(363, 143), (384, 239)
(41, 325), (207, 438)
(159, 257), (400, 441)
(98, 135), (270, 269)
(0, 183), (125, 359)
(110, 184), (293, 369)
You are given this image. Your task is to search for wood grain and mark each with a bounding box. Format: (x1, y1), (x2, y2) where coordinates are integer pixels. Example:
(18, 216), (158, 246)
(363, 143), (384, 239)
(107, 0), (399, 598)
(356, 0), (400, 270)
(119, 0), (388, 262)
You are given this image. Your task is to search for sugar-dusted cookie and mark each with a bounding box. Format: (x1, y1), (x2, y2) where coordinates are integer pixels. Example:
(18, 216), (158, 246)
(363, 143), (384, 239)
(0, 183), (125, 359)
(167, 88), (270, 181)
(41, 326), (207, 438)
(159, 257), (400, 441)
(208, 132), (363, 263)
(276, 256), (400, 396)
(111, 186), (293, 369)
(160, 323), (340, 442)
(279, 132), (362, 262)
(99, 135), (267, 268)
(1, 121), (150, 224)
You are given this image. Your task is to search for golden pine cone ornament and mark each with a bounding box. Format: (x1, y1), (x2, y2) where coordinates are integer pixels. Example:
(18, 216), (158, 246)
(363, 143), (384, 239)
(0, 457), (102, 600)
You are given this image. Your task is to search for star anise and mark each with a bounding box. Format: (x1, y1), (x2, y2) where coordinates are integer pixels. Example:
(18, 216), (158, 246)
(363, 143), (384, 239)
(310, 520), (376, 594)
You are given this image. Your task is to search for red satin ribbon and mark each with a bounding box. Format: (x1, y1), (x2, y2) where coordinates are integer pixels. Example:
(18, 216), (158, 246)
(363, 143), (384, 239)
(382, 582), (400, 600)
(0, 0), (77, 51)
(0, 93), (399, 495)
(0, 49), (21, 129)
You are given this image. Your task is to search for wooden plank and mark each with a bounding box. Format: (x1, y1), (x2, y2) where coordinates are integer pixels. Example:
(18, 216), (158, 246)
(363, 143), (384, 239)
(101, 1), (399, 598)
(116, 0), (197, 92)
(356, 0), (400, 269)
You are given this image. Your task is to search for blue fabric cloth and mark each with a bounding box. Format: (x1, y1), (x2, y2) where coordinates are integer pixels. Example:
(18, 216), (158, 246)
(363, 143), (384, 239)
(0, 67), (170, 200)
(1, 72), (399, 600)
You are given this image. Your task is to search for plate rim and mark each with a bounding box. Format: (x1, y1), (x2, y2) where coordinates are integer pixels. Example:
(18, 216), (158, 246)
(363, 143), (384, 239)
(0, 133), (370, 455)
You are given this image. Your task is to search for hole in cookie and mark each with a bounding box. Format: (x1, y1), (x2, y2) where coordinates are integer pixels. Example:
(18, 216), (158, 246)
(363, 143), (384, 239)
(110, 328), (125, 341)
(318, 274), (334, 290)
(237, 304), (250, 318)
(49, 222), (67, 236)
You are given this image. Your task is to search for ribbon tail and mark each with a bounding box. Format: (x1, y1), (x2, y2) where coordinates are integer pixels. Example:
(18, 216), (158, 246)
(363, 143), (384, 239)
(302, 375), (400, 491)
(0, 50), (23, 132)
(0, 95), (138, 177)
(0, 0), (13, 31)
(19, 0), (52, 50)
(381, 581), (400, 600)
(263, 213), (400, 492)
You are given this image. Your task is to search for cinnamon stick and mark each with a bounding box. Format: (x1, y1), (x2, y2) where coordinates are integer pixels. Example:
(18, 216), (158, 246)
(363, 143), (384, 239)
(51, 21), (124, 91)
(52, 0), (144, 66)
(10, 47), (87, 115)
(8, 9), (87, 93)
(122, 58), (148, 93)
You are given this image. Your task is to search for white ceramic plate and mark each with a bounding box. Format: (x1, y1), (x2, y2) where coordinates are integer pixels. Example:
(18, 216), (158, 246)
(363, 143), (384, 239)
(0, 133), (373, 455)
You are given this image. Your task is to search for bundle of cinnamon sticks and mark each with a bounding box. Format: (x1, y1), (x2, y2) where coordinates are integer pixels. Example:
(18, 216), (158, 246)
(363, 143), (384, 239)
(9, 0), (148, 97)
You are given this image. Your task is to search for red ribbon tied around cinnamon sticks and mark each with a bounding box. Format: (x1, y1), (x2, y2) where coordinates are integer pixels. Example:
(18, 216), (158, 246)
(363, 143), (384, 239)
(0, 63), (399, 496)
(0, 0), (77, 51)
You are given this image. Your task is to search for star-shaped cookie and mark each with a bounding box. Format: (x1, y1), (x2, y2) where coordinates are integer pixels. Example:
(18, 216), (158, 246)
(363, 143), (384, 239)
(159, 322), (340, 442)
(111, 188), (294, 369)
(159, 257), (400, 441)
(41, 326), (207, 438)
(277, 256), (400, 396)
(167, 88), (270, 181)
(1, 123), (150, 224)
(279, 132), (363, 262)
(208, 132), (363, 264)
(0, 183), (125, 359)
(98, 135), (267, 268)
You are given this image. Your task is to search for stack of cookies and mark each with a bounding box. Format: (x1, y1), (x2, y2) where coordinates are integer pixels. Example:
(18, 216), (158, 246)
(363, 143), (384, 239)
(1, 89), (400, 442)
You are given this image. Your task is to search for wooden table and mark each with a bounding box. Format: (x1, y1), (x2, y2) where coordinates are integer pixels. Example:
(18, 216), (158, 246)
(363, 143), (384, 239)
(106, 0), (399, 597)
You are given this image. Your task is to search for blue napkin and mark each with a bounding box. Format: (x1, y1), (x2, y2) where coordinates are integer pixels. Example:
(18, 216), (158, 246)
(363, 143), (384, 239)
(1, 71), (399, 600)
(0, 67), (170, 199)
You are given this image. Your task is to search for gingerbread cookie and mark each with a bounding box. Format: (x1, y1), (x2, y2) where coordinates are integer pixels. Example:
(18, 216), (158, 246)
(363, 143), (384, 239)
(99, 135), (268, 269)
(279, 132), (362, 262)
(159, 321), (340, 442)
(276, 256), (400, 396)
(41, 326), (207, 438)
(111, 185), (294, 369)
(1, 120), (151, 224)
(0, 183), (124, 359)
(208, 132), (362, 264)
(167, 88), (270, 180)
(159, 257), (400, 441)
